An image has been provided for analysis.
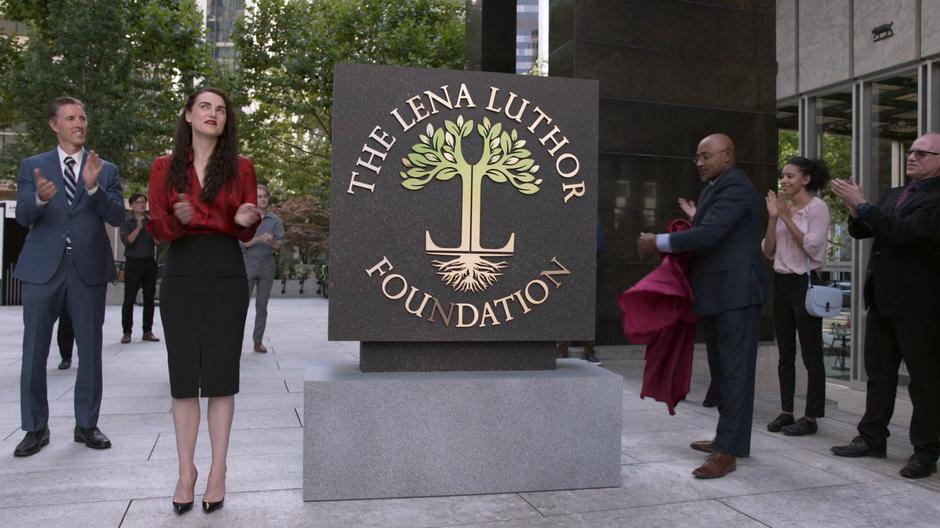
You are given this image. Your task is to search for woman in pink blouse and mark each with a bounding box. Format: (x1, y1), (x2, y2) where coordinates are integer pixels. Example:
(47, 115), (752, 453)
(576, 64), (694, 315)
(762, 157), (831, 437)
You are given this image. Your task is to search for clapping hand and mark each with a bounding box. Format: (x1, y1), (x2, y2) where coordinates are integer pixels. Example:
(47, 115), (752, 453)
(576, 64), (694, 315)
(173, 194), (194, 225)
(34, 168), (57, 202)
(82, 151), (103, 190)
(678, 197), (696, 219)
(777, 196), (791, 219)
(765, 190), (778, 217)
(830, 179), (865, 215)
(234, 203), (260, 227)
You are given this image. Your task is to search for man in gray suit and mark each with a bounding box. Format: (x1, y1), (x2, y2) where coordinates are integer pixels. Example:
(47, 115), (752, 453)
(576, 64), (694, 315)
(13, 96), (125, 457)
(638, 133), (765, 479)
(241, 185), (284, 353)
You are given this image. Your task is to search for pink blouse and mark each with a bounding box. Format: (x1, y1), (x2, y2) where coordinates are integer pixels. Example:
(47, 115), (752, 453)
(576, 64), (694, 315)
(763, 196), (830, 274)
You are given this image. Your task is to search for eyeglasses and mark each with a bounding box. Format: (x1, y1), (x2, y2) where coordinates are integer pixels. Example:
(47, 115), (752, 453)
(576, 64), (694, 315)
(693, 148), (729, 163)
(907, 149), (940, 160)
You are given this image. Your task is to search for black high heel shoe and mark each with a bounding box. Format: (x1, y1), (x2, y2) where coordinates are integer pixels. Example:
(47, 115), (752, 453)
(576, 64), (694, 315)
(172, 469), (197, 515)
(202, 497), (224, 513)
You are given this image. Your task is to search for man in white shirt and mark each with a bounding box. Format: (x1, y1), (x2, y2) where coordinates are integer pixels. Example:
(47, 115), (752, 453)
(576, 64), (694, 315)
(13, 96), (125, 457)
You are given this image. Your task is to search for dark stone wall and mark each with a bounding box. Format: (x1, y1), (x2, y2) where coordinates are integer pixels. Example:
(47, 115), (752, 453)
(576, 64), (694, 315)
(550, 0), (778, 343)
(465, 0), (517, 73)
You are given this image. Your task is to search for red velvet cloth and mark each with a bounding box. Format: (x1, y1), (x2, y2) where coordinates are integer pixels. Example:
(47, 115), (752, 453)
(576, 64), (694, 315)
(618, 219), (697, 415)
(148, 155), (259, 243)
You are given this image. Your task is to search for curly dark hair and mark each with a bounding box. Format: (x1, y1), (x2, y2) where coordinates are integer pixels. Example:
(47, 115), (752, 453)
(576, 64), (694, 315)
(167, 88), (238, 203)
(784, 156), (830, 192)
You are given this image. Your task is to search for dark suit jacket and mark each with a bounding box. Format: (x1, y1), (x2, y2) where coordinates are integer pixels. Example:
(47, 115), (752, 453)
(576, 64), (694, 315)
(668, 166), (765, 317)
(14, 148), (125, 286)
(849, 176), (940, 317)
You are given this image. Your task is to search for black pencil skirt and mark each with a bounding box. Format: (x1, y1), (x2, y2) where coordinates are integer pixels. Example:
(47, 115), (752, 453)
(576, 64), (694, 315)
(160, 234), (249, 398)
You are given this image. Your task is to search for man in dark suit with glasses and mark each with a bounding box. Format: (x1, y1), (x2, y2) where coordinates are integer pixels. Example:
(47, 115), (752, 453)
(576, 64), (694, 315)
(637, 133), (765, 479)
(829, 132), (940, 479)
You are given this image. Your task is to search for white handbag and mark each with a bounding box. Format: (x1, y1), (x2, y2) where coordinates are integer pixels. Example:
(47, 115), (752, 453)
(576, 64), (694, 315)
(805, 280), (843, 317)
(801, 211), (842, 317)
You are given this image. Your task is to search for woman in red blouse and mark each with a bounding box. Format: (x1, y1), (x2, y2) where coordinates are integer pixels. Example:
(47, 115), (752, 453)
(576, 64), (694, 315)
(148, 88), (260, 515)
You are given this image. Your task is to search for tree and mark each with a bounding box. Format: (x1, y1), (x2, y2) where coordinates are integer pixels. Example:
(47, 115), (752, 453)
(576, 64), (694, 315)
(400, 116), (541, 292)
(232, 0), (465, 201)
(0, 0), (214, 190)
(269, 194), (329, 278)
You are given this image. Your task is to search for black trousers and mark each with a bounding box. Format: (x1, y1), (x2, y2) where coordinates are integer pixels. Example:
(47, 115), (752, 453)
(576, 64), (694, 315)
(858, 305), (940, 460)
(122, 257), (157, 333)
(773, 272), (826, 418)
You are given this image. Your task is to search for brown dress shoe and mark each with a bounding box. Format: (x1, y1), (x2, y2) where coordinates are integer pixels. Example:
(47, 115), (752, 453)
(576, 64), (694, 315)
(693, 453), (736, 479)
(142, 331), (160, 342)
(121, 333), (131, 344)
(690, 439), (715, 453)
(254, 342), (267, 353)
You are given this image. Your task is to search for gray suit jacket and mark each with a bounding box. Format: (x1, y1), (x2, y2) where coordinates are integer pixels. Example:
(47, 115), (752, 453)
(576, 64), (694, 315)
(668, 165), (765, 316)
(14, 148), (125, 286)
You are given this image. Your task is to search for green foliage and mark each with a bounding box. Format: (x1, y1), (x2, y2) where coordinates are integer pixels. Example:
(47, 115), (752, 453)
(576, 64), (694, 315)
(269, 194), (329, 278)
(819, 132), (852, 228)
(0, 0), (214, 190)
(233, 0), (466, 202)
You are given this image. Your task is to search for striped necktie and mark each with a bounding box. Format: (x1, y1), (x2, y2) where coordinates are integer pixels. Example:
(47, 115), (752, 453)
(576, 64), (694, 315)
(64, 156), (77, 207)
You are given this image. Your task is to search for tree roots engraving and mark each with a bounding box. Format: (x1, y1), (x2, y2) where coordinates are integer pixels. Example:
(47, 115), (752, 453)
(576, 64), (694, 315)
(432, 254), (508, 293)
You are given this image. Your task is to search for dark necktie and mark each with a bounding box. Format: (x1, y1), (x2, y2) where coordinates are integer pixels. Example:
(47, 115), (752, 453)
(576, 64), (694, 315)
(894, 184), (914, 209)
(64, 156), (77, 207)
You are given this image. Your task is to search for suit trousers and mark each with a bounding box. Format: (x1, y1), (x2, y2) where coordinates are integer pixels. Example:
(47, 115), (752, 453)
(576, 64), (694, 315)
(704, 304), (761, 457)
(122, 257), (157, 333)
(21, 254), (106, 431)
(858, 305), (940, 460)
(773, 272), (825, 418)
(246, 257), (276, 343)
(57, 305), (74, 361)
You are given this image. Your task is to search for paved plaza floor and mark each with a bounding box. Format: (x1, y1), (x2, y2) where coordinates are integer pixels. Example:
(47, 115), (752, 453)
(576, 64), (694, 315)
(0, 298), (937, 527)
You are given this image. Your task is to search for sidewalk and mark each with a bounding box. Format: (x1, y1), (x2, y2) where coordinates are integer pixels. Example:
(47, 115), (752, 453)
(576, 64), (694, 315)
(0, 298), (937, 527)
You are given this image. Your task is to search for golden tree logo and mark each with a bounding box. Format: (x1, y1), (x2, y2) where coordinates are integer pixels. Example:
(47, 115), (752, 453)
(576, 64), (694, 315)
(400, 116), (542, 292)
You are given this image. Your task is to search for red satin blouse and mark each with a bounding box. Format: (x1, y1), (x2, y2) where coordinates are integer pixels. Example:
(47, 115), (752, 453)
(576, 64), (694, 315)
(148, 155), (260, 243)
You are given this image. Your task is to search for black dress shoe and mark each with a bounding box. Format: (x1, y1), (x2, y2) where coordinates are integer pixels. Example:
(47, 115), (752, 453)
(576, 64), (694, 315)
(202, 498), (224, 513)
(767, 412), (795, 432)
(13, 428), (50, 457)
(899, 454), (938, 479)
(583, 352), (601, 365)
(172, 501), (194, 514)
(782, 417), (818, 436)
(74, 425), (112, 449)
(58, 358), (71, 370)
(831, 436), (886, 458)
(702, 399), (718, 408)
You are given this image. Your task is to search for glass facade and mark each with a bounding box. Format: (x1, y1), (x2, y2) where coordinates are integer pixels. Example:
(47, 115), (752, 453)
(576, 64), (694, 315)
(206, 0), (244, 69)
(515, 0), (540, 74)
(778, 64), (936, 385)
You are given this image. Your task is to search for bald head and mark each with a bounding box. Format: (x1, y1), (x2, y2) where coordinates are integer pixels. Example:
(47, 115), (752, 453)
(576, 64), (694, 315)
(906, 132), (940, 181)
(695, 133), (736, 181)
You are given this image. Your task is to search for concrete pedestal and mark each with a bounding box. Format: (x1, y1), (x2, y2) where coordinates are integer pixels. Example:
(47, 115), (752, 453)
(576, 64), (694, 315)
(303, 359), (623, 501)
